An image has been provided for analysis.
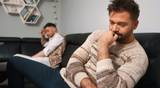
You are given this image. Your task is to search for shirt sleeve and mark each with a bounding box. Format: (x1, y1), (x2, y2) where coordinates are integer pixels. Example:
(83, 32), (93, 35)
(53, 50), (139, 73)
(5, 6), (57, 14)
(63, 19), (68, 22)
(43, 42), (49, 47)
(43, 33), (64, 56)
(96, 51), (148, 88)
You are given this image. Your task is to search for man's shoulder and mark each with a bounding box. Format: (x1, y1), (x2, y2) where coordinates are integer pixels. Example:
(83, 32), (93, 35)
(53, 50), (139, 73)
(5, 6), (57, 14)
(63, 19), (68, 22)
(124, 39), (148, 57)
(50, 33), (64, 40)
(88, 29), (106, 40)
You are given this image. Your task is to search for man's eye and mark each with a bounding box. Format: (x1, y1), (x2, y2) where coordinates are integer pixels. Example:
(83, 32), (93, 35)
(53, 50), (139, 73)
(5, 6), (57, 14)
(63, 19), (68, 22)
(110, 22), (114, 25)
(119, 23), (127, 27)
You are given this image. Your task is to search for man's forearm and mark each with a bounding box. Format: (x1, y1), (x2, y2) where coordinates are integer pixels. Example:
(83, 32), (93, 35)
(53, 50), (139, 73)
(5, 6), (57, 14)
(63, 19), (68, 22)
(32, 50), (45, 57)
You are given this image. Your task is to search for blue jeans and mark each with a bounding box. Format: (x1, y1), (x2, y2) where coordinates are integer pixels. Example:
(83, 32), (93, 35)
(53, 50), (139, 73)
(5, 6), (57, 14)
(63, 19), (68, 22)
(7, 56), (70, 88)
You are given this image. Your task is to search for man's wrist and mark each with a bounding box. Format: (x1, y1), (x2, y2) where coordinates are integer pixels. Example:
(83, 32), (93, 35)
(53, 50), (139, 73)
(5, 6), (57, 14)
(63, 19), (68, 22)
(98, 47), (110, 61)
(80, 77), (90, 88)
(80, 77), (96, 88)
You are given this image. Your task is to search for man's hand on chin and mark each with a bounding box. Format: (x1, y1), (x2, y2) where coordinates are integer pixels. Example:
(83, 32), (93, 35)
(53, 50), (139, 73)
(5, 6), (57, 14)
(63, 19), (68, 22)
(97, 31), (118, 61)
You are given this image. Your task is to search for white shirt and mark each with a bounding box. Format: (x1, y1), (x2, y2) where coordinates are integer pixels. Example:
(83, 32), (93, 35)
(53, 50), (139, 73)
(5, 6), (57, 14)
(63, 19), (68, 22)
(43, 33), (64, 56)
(14, 33), (64, 67)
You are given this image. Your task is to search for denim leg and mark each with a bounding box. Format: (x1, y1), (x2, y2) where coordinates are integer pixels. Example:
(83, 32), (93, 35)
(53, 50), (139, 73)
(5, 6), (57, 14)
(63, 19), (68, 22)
(7, 56), (70, 88)
(7, 60), (24, 88)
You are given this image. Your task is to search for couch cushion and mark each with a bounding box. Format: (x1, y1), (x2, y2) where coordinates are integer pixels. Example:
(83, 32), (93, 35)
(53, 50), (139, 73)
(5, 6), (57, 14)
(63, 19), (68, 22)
(0, 37), (21, 61)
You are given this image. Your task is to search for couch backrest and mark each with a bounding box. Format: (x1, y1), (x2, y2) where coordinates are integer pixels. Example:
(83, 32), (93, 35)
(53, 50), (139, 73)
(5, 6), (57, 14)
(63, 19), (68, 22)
(61, 33), (160, 88)
(0, 37), (21, 62)
(0, 37), (43, 62)
(61, 33), (90, 67)
(21, 38), (43, 56)
(134, 33), (160, 88)
(135, 33), (160, 59)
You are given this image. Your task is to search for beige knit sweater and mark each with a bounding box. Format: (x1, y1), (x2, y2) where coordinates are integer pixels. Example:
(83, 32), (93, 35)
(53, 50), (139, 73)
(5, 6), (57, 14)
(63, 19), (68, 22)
(60, 30), (148, 88)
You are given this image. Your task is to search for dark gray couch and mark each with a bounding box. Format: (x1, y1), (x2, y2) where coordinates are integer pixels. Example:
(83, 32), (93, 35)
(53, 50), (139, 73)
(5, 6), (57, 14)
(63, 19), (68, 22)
(0, 33), (160, 88)
(0, 37), (43, 88)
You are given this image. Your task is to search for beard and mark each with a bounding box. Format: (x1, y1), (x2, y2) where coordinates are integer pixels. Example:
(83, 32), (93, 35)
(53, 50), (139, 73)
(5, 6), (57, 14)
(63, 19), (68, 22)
(116, 35), (124, 43)
(115, 33), (126, 43)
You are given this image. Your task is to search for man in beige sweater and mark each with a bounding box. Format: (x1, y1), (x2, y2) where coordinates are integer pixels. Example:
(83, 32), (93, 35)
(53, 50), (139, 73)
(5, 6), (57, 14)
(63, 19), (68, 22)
(61, 0), (148, 88)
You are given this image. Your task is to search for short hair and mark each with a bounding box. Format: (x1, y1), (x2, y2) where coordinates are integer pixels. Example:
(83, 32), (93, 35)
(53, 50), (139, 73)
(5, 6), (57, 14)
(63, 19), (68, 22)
(107, 0), (140, 20)
(43, 23), (57, 29)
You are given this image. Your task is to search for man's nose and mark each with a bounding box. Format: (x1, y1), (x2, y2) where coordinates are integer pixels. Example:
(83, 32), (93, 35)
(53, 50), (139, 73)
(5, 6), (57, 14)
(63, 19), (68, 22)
(111, 24), (119, 32)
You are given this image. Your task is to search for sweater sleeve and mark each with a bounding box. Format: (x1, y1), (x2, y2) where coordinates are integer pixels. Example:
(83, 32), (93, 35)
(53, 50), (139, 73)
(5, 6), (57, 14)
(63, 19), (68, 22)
(96, 51), (148, 88)
(66, 30), (104, 87)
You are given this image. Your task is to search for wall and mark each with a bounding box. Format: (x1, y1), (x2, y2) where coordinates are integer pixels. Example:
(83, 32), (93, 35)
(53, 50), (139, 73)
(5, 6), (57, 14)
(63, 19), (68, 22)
(0, 0), (160, 37)
(0, 0), (61, 37)
(60, 0), (160, 34)
(60, 0), (107, 34)
(135, 0), (160, 33)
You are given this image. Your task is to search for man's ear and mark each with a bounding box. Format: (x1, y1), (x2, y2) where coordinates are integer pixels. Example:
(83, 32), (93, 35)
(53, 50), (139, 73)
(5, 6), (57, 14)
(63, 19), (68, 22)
(133, 20), (139, 30)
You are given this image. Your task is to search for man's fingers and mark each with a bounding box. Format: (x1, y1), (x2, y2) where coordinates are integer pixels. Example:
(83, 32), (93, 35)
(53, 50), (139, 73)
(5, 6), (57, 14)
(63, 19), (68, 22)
(113, 34), (118, 41)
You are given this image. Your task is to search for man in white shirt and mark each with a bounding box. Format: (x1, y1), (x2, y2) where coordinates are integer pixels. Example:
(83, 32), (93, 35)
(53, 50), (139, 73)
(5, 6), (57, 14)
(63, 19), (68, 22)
(15, 23), (65, 68)
(7, 23), (68, 88)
